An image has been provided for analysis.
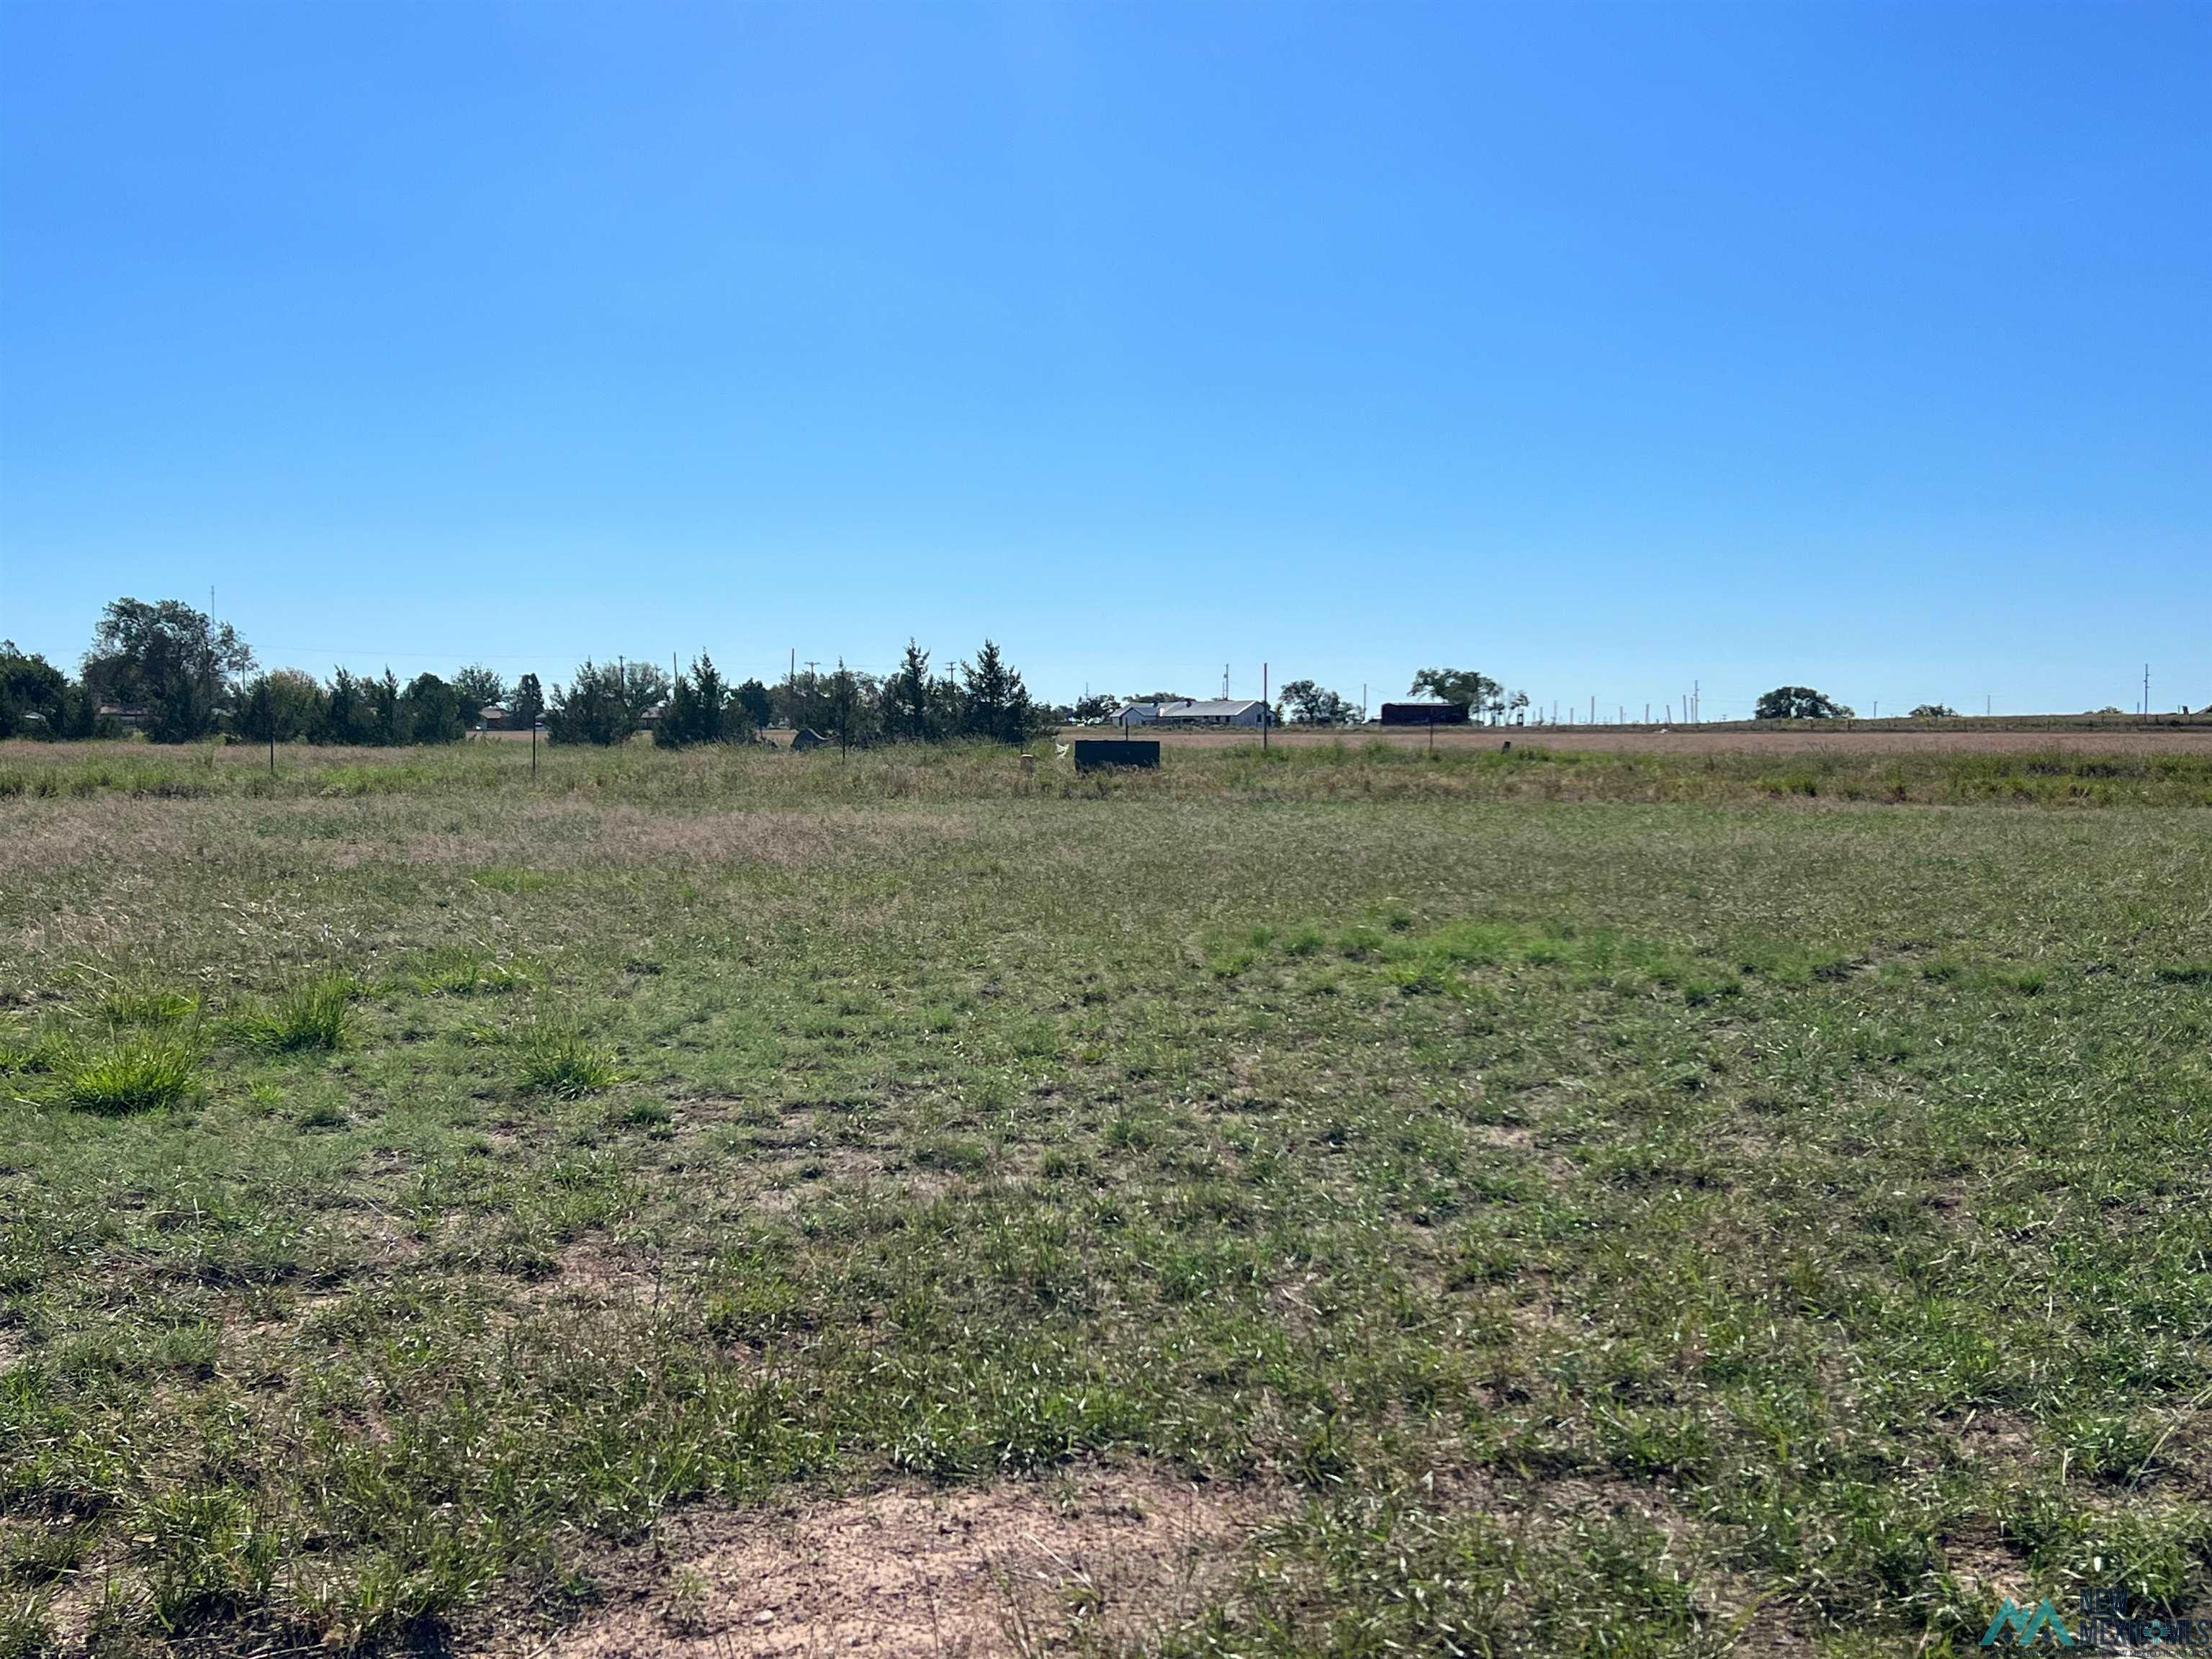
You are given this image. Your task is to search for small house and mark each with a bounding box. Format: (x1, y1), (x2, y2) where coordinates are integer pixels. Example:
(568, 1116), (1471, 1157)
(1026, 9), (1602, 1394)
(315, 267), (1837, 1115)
(1152, 698), (1269, 728)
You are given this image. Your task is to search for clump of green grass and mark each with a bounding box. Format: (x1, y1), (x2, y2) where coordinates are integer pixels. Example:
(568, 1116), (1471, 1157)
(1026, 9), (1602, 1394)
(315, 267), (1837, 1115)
(0, 1025), (68, 1076)
(236, 975), (358, 1052)
(60, 1030), (202, 1114)
(403, 948), (529, 997)
(516, 1023), (623, 1095)
(472, 866), (552, 894)
(91, 984), (202, 1027)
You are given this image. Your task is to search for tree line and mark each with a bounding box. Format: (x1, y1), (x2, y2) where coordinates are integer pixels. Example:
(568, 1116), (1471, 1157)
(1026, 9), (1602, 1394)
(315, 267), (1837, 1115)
(0, 598), (1054, 748)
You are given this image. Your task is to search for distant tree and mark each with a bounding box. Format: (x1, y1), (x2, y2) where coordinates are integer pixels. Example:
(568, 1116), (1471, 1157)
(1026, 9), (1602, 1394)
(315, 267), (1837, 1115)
(886, 640), (935, 743)
(451, 665), (507, 727)
(237, 670), (326, 742)
(1408, 667), (1521, 722)
(1908, 703), (1959, 719)
(654, 654), (741, 747)
(1130, 691), (1187, 705)
(1277, 679), (1355, 726)
(0, 642), (67, 737)
(545, 661), (634, 745)
(620, 662), (671, 726)
(773, 668), (829, 734)
(826, 658), (866, 753)
(958, 640), (1035, 745)
(1755, 687), (1855, 720)
(318, 669), (371, 745)
(511, 673), (544, 732)
(367, 670), (405, 745)
(51, 683), (111, 739)
(81, 598), (254, 742)
(1071, 693), (1118, 725)
(733, 677), (771, 730)
(655, 671), (700, 749)
(401, 673), (466, 744)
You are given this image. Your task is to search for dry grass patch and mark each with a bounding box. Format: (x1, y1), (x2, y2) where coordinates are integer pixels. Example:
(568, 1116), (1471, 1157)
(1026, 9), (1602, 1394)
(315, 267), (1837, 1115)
(491, 1465), (1264, 1658)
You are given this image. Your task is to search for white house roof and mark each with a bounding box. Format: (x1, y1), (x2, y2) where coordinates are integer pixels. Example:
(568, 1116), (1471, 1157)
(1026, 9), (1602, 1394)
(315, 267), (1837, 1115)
(1154, 698), (1265, 719)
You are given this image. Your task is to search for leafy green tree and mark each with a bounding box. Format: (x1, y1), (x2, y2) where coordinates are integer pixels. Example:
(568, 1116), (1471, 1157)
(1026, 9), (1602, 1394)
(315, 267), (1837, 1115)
(401, 674), (466, 744)
(1908, 703), (1959, 719)
(1277, 679), (1355, 725)
(1407, 667), (1521, 721)
(236, 670), (326, 742)
(1755, 686), (1855, 720)
(0, 642), (66, 737)
(53, 683), (112, 739)
(620, 662), (670, 726)
(81, 598), (254, 742)
(546, 661), (634, 745)
(1071, 693), (1118, 725)
(511, 674), (544, 732)
(451, 665), (507, 727)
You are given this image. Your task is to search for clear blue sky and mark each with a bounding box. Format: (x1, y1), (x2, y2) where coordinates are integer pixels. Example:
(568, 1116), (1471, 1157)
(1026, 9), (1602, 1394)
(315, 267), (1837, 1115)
(3, 1), (2206, 717)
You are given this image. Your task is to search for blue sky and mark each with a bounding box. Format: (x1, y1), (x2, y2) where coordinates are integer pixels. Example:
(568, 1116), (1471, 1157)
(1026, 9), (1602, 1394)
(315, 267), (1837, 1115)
(2, 1), (2206, 716)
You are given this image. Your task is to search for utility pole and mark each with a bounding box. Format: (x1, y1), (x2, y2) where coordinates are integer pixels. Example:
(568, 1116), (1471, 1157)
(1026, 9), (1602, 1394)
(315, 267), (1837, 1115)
(1262, 663), (1269, 751)
(1693, 680), (1700, 724)
(2144, 664), (2151, 719)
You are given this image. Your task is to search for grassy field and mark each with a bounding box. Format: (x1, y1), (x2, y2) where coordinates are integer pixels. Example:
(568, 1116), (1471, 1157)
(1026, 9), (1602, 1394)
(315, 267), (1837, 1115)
(3, 737), (2210, 1656)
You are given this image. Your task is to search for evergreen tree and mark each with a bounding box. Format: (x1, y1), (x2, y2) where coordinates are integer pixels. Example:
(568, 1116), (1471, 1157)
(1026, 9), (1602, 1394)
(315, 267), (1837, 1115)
(888, 639), (933, 742)
(958, 640), (1035, 745)
(734, 678), (771, 730)
(369, 670), (404, 745)
(400, 673), (466, 743)
(545, 662), (634, 745)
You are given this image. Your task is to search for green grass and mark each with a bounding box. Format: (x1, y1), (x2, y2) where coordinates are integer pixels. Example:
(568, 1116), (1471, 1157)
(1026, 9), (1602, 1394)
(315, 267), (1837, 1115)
(54, 1029), (202, 1114)
(0, 737), (2208, 1655)
(514, 1021), (624, 1096)
(233, 975), (357, 1053)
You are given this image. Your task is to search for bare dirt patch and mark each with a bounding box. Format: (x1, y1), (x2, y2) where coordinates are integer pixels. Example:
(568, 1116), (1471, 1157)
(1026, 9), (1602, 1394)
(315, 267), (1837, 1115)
(490, 1466), (1262, 1658)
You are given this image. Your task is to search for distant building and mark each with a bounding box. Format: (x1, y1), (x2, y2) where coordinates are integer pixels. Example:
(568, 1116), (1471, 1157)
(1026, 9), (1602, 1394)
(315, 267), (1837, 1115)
(1110, 702), (1161, 726)
(1153, 698), (1270, 728)
(789, 727), (827, 752)
(98, 704), (150, 733)
(1379, 701), (1470, 726)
